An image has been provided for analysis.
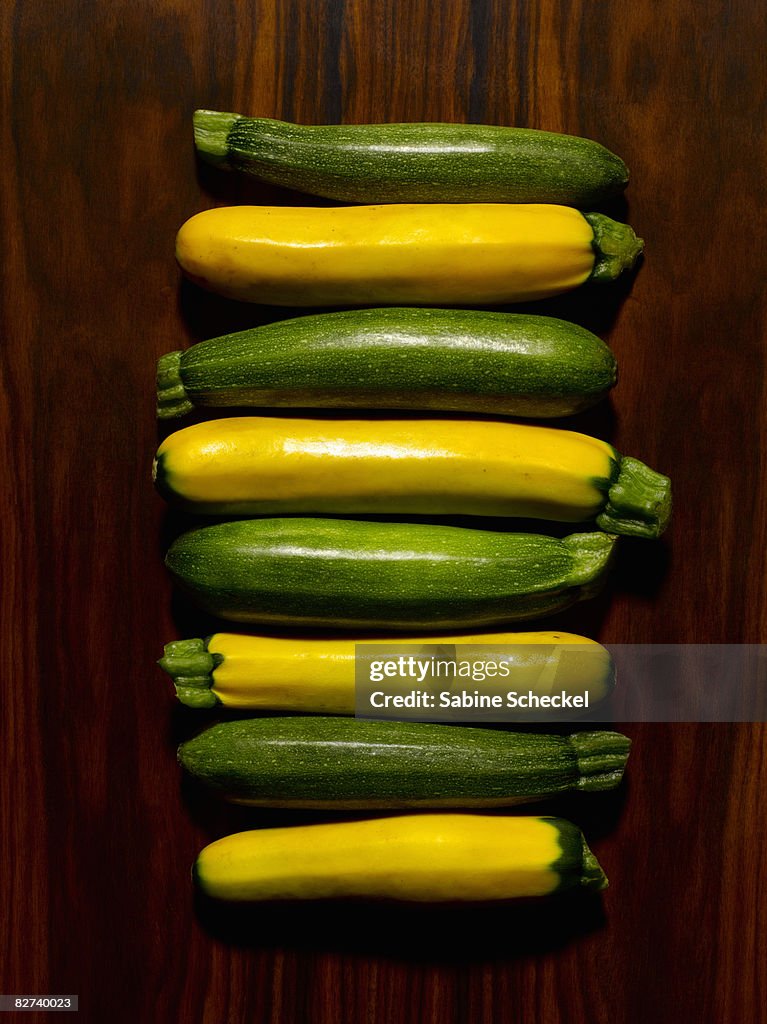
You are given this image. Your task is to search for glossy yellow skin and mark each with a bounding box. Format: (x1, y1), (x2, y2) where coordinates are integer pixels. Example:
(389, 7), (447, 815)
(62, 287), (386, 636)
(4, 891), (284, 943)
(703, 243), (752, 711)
(155, 416), (617, 519)
(194, 815), (562, 901)
(175, 203), (596, 305)
(207, 631), (612, 713)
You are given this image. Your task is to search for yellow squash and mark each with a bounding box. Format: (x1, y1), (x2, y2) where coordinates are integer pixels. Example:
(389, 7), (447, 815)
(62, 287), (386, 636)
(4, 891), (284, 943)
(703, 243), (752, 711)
(193, 814), (607, 902)
(175, 204), (642, 306)
(153, 416), (672, 537)
(158, 630), (614, 712)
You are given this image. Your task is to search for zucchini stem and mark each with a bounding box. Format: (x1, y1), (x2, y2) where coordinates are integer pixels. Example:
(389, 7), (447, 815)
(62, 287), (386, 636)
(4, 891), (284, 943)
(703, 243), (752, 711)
(561, 533), (618, 594)
(156, 351), (193, 419)
(158, 638), (221, 708)
(584, 212), (644, 283)
(598, 456), (672, 538)
(569, 731), (631, 792)
(193, 110), (240, 168)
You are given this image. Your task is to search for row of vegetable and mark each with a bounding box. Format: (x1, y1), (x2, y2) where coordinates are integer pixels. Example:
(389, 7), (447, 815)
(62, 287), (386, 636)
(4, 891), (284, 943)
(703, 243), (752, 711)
(156, 111), (671, 905)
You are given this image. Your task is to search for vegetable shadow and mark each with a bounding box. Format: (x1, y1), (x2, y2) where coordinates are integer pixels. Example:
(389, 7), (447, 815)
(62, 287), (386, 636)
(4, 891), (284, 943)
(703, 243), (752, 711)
(194, 887), (608, 963)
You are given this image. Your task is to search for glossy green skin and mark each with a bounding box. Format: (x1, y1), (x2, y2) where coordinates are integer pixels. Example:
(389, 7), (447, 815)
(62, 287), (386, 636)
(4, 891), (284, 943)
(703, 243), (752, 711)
(178, 718), (630, 807)
(164, 518), (617, 629)
(162, 308), (617, 419)
(210, 115), (629, 207)
(178, 720), (626, 806)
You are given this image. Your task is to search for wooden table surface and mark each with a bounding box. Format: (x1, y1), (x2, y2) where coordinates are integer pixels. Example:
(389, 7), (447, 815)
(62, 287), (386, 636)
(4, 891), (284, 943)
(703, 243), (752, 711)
(2, 2), (766, 1021)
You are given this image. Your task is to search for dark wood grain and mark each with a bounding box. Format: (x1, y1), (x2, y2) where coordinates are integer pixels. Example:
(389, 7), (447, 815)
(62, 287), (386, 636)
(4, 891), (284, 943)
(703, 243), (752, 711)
(2, 1), (766, 1022)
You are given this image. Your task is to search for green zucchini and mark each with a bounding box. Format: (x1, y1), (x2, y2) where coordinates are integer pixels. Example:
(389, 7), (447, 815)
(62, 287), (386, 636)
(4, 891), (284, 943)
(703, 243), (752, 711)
(178, 717), (631, 807)
(165, 518), (617, 629)
(156, 308), (617, 420)
(194, 110), (629, 207)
